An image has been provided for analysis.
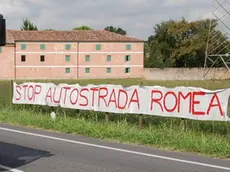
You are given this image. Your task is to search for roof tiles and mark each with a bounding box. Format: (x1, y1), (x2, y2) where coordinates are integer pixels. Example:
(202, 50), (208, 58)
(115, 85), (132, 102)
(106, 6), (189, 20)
(6, 29), (144, 43)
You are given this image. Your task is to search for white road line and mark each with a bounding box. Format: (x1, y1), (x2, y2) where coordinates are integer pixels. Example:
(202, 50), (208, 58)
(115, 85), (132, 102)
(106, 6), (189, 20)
(0, 127), (230, 171)
(0, 164), (23, 172)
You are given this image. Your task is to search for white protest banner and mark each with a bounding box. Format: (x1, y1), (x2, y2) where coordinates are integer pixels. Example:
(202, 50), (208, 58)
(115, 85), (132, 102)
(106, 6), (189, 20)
(12, 82), (230, 121)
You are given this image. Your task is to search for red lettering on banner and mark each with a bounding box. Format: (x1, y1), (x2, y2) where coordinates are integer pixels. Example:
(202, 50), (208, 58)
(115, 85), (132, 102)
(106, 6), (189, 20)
(13, 83), (226, 119)
(63, 86), (71, 104)
(90, 88), (98, 107)
(178, 92), (192, 113)
(117, 89), (128, 109)
(16, 86), (21, 100)
(128, 89), (140, 109)
(163, 91), (177, 112)
(207, 93), (224, 116)
(34, 85), (41, 101)
(192, 91), (205, 115)
(53, 87), (62, 104)
(107, 89), (117, 108)
(98, 87), (108, 107)
(151, 90), (163, 111)
(16, 84), (41, 101)
(70, 88), (79, 105)
(150, 90), (220, 116)
(22, 85), (28, 100)
(27, 85), (34, 101)
(80, 88), (89, 106)
(45, 87), (53, 102)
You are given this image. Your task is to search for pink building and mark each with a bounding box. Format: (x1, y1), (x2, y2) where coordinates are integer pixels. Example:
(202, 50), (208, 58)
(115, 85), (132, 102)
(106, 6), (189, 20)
(0, 30), (144, 80)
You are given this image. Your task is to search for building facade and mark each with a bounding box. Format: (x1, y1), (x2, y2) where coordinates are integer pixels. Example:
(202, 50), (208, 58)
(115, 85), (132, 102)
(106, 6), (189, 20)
(0, 30), (144, 80)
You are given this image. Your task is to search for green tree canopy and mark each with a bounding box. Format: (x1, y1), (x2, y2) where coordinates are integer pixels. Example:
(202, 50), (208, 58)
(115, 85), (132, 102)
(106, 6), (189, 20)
(104, 26), (127, 35)
(73, 25), (92, 30)
(144, 18), (229, 68)
(21, 18), (38, 30)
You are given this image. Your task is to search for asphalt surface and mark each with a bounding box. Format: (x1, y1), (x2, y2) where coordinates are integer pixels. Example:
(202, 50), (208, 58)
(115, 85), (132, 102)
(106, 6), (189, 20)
(0, 123), (230, 172)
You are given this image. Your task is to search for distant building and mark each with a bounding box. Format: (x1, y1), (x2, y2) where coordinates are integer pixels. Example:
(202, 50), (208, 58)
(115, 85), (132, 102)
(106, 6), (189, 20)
(0, 30), (144, 80)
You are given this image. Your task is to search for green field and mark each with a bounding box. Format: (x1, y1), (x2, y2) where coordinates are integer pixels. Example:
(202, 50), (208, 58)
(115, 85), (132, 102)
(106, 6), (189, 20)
(0, 78), (230, 158)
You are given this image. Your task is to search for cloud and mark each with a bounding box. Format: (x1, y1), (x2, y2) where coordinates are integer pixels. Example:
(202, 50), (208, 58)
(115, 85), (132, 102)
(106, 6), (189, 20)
(163, 0), (189, 7)
(0, 0), (29, 17)
(201, 12), (216, 20)
(0, 0), (219, 40)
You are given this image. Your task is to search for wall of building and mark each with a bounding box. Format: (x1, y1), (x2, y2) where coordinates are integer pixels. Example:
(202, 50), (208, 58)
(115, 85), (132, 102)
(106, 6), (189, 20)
(78, 42), (143, 79)
(3, 42), (229, 81)
(0, 45), (15, 80)
(14, 42), (144, 80)
(143, 68), (230, 80)
(15, 42), (78, 79)
(2, 42), (229, 81)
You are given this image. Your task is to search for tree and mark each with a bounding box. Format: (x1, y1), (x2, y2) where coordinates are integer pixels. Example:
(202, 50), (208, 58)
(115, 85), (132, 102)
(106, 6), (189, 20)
(73, 25), (92, 30)
(21, 18), (38, 30)
(167, 18), (229, 67)
(104, 26), (127, 35)
(145, 18), (229, 68)
(145, 20), (176, 68)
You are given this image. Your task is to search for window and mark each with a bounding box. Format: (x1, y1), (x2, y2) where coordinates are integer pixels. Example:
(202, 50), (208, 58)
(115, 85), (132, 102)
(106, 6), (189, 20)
(96, 44), (101, 50)
(85, 68), (90, 73)
(125, 67), (130, 73)
(21, 44), (26, 50)
(65, 55), (70, 62)
(40, 44), (45, 50)
(65, 44), (71, 50)
(85, 55), (90, 62)
(21, 55), (26, 62)
(125, 55), (130, 61)
(65, 68), (70, 73)
(40, 55), (45, 62)
(126, 44), (131, 50)
(107, 55), (111, 62)
(107, 68), (111, 73)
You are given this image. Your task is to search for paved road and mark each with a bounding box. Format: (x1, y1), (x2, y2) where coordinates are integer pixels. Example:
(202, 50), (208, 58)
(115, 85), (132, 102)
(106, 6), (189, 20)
(0, 124), (229, 172)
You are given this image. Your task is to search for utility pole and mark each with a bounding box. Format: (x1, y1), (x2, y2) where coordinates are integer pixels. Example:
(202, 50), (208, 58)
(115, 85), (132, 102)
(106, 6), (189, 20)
(0, 14), (6, 46)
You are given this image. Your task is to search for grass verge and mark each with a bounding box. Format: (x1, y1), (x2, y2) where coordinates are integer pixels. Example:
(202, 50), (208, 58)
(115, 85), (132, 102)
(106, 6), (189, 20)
(1, 79), (230, 158)
(0, 106), (230, 159)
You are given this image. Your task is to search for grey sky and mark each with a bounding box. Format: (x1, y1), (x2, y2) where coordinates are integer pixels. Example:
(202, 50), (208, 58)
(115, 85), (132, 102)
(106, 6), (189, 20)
(0, 0), (214, 40)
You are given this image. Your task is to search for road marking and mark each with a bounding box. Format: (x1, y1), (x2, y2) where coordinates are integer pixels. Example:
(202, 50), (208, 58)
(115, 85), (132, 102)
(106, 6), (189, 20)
(0, 164), (23, 172)
(0, 127), (230, 171)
